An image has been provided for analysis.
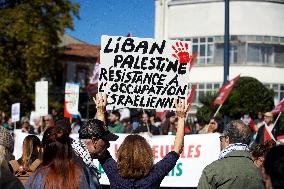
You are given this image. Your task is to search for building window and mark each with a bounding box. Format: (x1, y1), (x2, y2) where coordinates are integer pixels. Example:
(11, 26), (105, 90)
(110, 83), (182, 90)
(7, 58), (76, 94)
(192, 37), (214, 64)
(280, 84), (284, 101)
(172, 35), (284, 66)
(230, 43), (246, 64)
(247, 44), (274, 64)
(275, 45), (284, 65)
(191, 83), (222, 103)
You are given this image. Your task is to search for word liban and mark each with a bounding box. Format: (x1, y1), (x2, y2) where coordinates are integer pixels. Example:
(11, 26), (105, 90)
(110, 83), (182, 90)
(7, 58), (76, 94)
(99, 35), (192, 110)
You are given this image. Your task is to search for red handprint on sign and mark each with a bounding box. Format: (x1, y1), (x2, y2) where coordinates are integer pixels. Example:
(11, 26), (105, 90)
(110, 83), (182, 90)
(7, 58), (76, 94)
(172, 41), (192, 64)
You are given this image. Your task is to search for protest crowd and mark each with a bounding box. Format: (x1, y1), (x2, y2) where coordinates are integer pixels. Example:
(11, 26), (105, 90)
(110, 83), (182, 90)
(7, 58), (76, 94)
(0, 35), (284, 189)
(0, 92), (283, 189)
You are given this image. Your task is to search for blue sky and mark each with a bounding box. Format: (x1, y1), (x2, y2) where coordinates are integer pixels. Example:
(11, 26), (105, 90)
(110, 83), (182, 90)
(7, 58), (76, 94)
(65, 0), (155, 45)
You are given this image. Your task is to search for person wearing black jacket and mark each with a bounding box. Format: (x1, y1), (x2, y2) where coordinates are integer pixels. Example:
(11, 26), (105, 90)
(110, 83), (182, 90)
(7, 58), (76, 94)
(255, 112), (280, 144)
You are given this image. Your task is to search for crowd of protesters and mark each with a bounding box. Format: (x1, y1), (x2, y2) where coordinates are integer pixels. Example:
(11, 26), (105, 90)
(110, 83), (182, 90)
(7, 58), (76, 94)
(0, 93), (284, 189)
(1, 107), (281, 145)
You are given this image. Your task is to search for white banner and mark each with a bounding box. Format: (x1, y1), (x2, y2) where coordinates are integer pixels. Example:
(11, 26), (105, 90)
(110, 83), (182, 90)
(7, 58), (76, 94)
(65, 82), (80, 116)
(13, 131), (220, 187)
(99, 35), (193, 110)
(11, 103), (20, 122)
(35, 81), (48, 116)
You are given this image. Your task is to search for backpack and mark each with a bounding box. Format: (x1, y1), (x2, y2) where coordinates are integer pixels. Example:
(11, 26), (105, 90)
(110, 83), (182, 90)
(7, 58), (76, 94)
(9, 159), (41, 185)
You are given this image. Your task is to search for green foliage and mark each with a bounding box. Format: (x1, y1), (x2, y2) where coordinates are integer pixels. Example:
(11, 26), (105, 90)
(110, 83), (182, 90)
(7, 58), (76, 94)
(196, 92), (217, 123)
(0, 0), (79, 115)
(196, 77), (275, 122)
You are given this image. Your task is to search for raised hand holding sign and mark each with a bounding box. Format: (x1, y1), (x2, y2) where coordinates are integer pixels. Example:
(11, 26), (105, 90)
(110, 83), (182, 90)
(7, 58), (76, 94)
(99, 35), (193, 111)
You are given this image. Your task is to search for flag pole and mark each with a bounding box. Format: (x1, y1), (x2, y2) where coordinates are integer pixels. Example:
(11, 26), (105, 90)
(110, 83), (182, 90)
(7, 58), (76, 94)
(213, 105), (223, 117)
(273, 112), (282, 127)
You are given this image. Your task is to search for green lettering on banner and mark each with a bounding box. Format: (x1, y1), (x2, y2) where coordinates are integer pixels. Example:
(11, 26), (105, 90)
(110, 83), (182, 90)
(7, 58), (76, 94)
(167, 162), (183, 177)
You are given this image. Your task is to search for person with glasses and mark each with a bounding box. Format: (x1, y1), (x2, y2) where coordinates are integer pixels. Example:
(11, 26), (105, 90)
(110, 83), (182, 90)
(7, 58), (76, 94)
(251, 140), (276, 169)
(71, 95), (119, 189)
(199, 117), (224, 134)
(255, 112), (280, 144)
(198, 120), (264, 189)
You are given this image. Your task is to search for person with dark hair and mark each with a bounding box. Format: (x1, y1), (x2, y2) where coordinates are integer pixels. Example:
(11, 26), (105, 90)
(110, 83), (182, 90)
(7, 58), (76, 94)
(254, 112), (263, 128)
(108, 110), (124, 133)
(55, 118), (72, 135)
(53, 118), (100, 188)
(97, 96), (189, 188)
(198, 120), (264, 189)
(25, 127), (91, 189)
(41, 127), (56, 148)
(241, 112), (256, 132)
(251, 140), (276, 169)
(210, 117), (224, 133)
(133, 111), (160, 135)
(161, 111), (177, 135)
(199, 117), (224, 134)
(263, 145), (284, 189)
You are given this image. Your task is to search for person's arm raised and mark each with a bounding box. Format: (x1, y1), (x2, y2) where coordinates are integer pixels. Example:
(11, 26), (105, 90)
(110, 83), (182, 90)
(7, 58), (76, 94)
(173, 99), (190, 155)
(93, 92), (107, 123)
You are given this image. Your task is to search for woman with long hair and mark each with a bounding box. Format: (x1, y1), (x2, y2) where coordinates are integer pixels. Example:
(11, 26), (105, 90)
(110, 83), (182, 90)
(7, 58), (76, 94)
(9, 135), (41, 185)
(160, 111), (177, 135)
(95, 93), (189, 188)
(17, 135), (41, 170)
(26, 127), (90, 189)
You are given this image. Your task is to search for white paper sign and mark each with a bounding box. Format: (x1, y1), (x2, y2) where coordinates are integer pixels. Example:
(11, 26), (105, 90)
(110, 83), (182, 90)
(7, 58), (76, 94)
(99, 35), (192, 110)
(65, 82), (80, 115)
(11, 103), (20, 122)
(29, 111), (40, 126)
(13, 132), (220, 187)
(35, 81), (48, 116)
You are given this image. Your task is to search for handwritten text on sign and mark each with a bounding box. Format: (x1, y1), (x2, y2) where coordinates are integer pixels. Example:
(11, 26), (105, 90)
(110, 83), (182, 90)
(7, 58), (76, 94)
(99, 35), (192, 110)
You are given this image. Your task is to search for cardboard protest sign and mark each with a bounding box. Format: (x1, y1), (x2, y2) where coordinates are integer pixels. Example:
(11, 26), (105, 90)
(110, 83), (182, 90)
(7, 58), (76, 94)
(64, 82), (80, 117)
(99, 35), (193, 110)
(35, 81), (48, 116)
(11, 103), (20, 122)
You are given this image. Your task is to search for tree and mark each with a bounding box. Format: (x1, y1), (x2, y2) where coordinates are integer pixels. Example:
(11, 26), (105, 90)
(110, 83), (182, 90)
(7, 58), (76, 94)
(196, 92), (217, 123)
(196, 77), (275, 122)
(0, 0), (79, 115)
